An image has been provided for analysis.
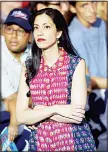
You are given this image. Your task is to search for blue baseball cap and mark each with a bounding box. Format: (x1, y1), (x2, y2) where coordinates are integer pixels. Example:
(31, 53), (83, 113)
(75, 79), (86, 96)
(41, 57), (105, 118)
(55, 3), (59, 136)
(4, 8), (32, 31)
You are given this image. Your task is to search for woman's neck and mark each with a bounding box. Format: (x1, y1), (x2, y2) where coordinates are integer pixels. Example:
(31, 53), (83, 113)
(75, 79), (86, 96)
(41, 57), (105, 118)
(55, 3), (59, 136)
(42, 43), (60, 67)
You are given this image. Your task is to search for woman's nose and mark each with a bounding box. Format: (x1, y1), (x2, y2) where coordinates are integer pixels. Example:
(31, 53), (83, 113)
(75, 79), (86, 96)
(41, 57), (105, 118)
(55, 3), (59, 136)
(37, 30), (44, 36)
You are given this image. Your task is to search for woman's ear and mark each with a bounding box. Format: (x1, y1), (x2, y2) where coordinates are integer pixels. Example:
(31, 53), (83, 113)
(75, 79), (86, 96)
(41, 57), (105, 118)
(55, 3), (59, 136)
(70, 5), (77, 13)
(56, 31), (62, 39)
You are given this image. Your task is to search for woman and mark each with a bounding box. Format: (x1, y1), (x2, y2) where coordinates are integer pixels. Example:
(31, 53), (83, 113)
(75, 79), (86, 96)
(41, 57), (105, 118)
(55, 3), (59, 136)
(16, 8), (96, 151)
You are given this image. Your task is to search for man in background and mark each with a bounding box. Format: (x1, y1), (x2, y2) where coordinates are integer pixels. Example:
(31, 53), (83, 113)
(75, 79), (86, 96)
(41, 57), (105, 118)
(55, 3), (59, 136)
(69, 1), (107, 151)
(1, 8), (32, 151)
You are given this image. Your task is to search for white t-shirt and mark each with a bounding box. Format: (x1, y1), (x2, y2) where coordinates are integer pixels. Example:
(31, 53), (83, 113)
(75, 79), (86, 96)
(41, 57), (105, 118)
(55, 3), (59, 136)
(1, 35), (31, 99)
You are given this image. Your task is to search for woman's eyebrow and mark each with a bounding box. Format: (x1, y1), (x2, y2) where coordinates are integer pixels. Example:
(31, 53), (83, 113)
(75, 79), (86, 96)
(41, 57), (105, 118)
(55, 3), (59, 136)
(34, 23), (51, 26)
(34, 24), (39, 26)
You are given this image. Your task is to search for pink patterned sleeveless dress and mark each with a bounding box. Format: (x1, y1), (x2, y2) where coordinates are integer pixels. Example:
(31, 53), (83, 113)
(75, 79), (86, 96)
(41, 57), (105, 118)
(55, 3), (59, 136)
(28, 48), (96, 151)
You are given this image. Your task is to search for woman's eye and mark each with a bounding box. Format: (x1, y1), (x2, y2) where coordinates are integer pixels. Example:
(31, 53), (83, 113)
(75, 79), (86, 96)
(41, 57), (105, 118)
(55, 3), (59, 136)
(34, 27), (38, 30)
(44, 26), (50, 29)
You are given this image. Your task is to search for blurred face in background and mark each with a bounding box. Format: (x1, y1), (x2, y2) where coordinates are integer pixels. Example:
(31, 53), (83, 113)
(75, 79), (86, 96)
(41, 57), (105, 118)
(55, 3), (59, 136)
(4, 24), (30, 53)
(72, 1), (97, 27)
(1, 2), (22, 23)
(35, 2), (71, 25)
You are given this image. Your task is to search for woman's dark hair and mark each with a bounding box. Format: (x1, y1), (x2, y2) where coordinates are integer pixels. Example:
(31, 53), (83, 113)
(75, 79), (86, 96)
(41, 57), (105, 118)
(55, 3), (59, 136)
(26, 8), (78, 97)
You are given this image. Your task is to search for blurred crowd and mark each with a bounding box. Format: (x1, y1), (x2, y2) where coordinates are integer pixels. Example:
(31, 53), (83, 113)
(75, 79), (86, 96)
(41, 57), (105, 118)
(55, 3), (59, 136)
(0, 1), (108, 36)
(1, 1), (107, 29)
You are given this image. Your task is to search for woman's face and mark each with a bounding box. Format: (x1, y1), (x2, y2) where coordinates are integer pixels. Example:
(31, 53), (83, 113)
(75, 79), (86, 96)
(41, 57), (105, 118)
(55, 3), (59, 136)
(33, 13), (60, 50)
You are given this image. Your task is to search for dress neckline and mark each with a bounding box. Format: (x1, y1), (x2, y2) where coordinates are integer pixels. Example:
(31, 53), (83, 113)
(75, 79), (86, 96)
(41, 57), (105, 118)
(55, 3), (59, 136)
(42, 47), (65, 70)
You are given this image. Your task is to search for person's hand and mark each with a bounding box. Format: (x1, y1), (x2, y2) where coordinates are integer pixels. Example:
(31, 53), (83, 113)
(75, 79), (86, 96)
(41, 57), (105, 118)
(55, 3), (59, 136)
(6, 146), (11, 151)
(8, 124), (18, 141)
(54, 104), (85, 123)
(28, 125), (38, 130)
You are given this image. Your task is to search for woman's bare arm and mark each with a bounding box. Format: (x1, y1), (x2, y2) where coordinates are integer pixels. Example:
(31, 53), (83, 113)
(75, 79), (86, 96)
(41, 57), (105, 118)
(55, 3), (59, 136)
(16, 65), (57, 125)
(50, 59), (87, 123)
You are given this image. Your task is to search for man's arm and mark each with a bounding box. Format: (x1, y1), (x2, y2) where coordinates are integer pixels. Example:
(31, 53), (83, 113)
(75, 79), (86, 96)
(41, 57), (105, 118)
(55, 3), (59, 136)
(3, 93), (19, 141)
(7, 93), (19, 124)
(91, 77), (107, 89)
(85, 66), (107, 91)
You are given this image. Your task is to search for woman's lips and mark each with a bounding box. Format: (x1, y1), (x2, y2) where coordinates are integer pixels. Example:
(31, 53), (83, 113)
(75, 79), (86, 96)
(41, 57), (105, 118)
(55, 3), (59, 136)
(37, 38), (46, 42)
